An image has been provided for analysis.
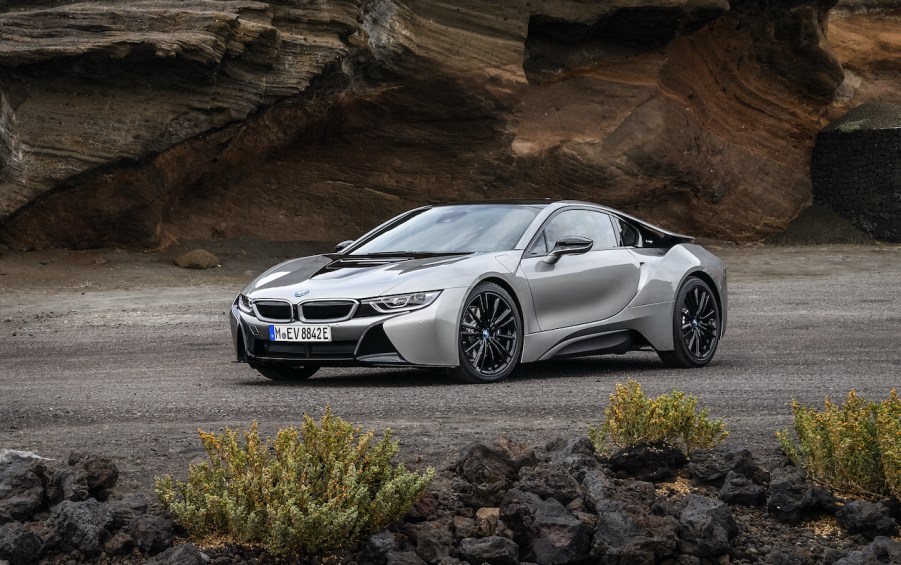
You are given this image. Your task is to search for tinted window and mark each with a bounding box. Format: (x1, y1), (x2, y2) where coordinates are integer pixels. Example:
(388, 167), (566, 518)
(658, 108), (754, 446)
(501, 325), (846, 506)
(351, 204), (543, 254)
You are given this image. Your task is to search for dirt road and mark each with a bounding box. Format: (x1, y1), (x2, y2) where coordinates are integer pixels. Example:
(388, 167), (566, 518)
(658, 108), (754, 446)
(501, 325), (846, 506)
(1, 242), (899, 493)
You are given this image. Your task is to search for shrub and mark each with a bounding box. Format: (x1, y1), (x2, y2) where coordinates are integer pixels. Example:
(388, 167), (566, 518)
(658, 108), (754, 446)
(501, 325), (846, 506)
(777, 389), (900, 499)
(589, 379), (728, 454)
(155, 408), (434, 556)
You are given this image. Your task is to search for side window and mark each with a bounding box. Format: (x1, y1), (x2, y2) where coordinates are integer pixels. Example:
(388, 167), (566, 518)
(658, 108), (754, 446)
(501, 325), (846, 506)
(538, 210), (617, 252)
(616, 219), (641, 247)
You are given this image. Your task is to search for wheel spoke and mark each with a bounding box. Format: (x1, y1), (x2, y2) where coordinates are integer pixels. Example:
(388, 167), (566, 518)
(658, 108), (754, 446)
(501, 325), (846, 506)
(492, 306), (512, 328)
(490, 337), (512, 359)
(695, 292), (709, 317)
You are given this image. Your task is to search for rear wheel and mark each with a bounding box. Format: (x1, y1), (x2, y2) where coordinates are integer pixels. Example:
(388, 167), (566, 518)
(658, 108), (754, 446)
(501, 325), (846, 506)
(253, 364), (320, 381)
(658, 277), (720, 368)
(451, 282), (523, 384)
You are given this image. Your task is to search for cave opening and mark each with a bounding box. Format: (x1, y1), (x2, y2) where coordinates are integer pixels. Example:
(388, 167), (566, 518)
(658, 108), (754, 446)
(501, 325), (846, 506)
(523, 7), (723, 82)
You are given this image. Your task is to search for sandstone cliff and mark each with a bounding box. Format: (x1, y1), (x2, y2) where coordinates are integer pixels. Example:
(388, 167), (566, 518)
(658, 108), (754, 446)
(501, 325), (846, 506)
(0, 0), (897, 249)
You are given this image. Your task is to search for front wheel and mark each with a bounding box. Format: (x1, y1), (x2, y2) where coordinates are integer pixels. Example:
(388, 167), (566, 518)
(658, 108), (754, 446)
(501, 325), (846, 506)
(658, 277), (721, 368)
(451, 282), (523, 384)
(252, 364), (320, 381)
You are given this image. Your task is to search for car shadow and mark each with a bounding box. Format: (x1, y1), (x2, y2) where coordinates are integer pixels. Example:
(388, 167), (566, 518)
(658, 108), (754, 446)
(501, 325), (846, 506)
(239, 353), (670, 388)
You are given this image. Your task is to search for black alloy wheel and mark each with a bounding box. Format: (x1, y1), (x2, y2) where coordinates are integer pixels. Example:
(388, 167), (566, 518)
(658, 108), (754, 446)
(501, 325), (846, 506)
(658, 277), (720, 368)
(253, 364), (320, 382)
(452, 282), (523, 383)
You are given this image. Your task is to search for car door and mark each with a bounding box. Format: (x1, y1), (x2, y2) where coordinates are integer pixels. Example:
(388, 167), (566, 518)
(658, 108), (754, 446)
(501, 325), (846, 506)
(520, 208), (641, 332)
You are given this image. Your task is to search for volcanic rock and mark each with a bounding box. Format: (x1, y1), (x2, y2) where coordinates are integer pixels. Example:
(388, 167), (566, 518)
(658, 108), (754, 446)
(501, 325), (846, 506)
(835, 536), (901, 565)
(767, 468), (837, 524)
(46, 498), (113, 556)
(0, 521), (46, 565)
(515, 463), (582, 504)
(688, 447), (769, 488)
(459, 536), (520, 565)
(409, 520), (454, 564)
(677, 494), (738, 557)
(0, 451), (46, 524)
(456, 436), (537, 507)
(129, 514), (175, 555)
(719, 470), (766, 506)
(500, 488), (589, 565)
(836, 501), (899, 539)
(148, 543), (210, 565)
(607, 441), (687, 482)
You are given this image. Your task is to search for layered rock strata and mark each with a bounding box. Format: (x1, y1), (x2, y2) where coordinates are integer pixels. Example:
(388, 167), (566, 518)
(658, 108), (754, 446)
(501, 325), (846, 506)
(0, 0), (889, 249)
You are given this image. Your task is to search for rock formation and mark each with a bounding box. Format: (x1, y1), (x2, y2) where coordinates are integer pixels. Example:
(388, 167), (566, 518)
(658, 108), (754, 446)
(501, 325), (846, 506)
(0, 0), (896, 249)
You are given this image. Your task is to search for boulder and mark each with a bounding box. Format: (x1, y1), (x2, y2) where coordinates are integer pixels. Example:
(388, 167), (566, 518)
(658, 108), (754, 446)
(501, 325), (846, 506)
(147, 543), (209, 565)
(719, 470), (765, 506)
(46, 466), (89, 504)
(836, 501), (898, 539)
(677, 494), (738, 557)
(540, 436), (599, 471)
(67, 452), (118, 497)
(766, 469), (837, 524)
(0, 452), (45, 524)
(361, 530), (396, 565)
(108, 492), (149, 529)
(129, 514), (175, 555)
(580, 469), (615, 513)
(459, 536), (520, 565)
(46, 498), (113, 556)
(688, 447), (769, 487)
(0, 521), (46, 565)
(515, 463), (582, 504)
(500, 489), (589, 565)
(451, 515), (478, 540)
(474, 507), (501, 537)
(581, 466), (678, 562)
(607, 442), (687, 482)
(834, 536), (901, 565)
(456, 436), (538, 507)
(409, 520), (454, 564)
(173, 250), (219, 270)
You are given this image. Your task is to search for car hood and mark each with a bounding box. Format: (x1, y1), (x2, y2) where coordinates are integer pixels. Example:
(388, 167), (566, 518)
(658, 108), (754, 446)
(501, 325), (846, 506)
(242, 253), (486, 301)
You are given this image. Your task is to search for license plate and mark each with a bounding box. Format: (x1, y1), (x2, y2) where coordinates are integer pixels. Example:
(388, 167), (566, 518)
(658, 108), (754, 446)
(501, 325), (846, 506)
(269, 325), (332, 342)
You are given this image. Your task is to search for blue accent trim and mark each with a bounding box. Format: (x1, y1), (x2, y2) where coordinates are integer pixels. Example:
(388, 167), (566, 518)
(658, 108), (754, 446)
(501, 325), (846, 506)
(269, 325), (275, 341)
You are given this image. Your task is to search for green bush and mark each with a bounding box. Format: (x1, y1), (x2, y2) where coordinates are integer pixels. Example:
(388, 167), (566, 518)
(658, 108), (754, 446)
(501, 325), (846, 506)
(777, 389), (900, 499)
(589, 379), (728, 454)
(155, 408), (433, 556)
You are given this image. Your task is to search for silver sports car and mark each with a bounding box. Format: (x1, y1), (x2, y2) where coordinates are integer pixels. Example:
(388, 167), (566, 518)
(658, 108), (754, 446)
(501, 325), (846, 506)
(229, 200), (727, 383)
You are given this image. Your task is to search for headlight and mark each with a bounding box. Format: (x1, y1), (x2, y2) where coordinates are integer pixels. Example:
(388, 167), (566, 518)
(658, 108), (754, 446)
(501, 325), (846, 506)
(237, 294), (254, 314)
(364, 291), (441, 313)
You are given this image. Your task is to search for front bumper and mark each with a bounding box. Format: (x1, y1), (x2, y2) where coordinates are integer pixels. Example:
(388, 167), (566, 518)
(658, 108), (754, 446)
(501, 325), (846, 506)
(228, 287), (467, 368)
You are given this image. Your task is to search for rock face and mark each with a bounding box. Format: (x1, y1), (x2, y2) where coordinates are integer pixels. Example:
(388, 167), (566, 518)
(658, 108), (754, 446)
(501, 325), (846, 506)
(0, 0), (887, 249)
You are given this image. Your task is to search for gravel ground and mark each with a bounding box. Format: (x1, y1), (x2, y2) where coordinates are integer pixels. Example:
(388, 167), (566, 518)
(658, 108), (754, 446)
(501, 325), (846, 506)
(0, 242), (899, 494)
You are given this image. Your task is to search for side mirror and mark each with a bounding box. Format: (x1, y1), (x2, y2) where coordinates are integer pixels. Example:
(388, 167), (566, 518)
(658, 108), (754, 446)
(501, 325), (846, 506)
(544, 235), (593, 264)
(335, 240), (354, 253)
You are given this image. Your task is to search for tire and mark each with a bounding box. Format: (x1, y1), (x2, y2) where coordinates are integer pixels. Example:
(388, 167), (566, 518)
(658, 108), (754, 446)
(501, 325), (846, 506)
(658, 277), (721, 368)
(451, 282), (523, 383)
(253, 364), (320, 381)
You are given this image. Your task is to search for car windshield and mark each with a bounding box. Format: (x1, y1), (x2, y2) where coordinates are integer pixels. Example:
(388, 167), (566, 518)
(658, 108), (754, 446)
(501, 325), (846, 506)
(350, 204), (544, 254)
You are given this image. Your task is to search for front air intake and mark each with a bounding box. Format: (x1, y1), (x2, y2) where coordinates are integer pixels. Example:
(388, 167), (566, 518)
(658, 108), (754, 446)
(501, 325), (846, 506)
(300, 300), (357, 322)
(253, 300), (293, 322)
